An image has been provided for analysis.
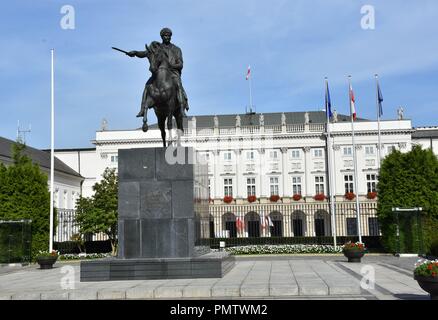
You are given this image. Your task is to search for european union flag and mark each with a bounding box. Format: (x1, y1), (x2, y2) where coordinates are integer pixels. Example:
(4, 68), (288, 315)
(325, 81), (333, 119)
(377, 82), (383, 117)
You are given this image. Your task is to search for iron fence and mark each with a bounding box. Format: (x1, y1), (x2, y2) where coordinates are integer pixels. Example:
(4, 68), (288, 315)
(55, 209), (108, 243)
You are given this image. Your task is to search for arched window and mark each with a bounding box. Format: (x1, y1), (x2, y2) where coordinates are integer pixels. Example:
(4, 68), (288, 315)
(315, 210), (331, 236)
(245, 211), (260, 238)
(269, 211), (283, 237)
(291, 210), (306, 237)
(222, 212), (237, 238)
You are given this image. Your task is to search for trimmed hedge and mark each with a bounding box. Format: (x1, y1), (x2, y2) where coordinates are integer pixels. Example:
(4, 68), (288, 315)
(54, 240), (112, 254)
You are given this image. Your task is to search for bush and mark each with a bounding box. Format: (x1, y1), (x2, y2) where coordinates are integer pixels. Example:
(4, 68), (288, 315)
(0, 142), (52, 258)
(377, 146), (438, 254)
(428, 237), (438, 258)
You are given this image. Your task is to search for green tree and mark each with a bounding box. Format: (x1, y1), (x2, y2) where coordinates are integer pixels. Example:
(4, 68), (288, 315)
(0, 142), (52, 258)
(75, 168), (118, 255)
(377, 145), (438, 254)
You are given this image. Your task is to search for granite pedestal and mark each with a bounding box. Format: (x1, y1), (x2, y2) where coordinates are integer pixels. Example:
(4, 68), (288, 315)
(81, 147), (234, 281)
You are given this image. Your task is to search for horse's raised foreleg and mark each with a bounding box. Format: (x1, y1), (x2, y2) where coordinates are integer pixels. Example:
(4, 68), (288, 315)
(142, 107), (149, 132)
(175, 112), (184, 147)
(158, 117), (166, 147)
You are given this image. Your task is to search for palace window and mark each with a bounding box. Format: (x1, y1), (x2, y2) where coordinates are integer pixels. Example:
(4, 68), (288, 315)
(110, 155), (118, 163)
(344, 175), (354, 193)
(270, 150), (279, 159)
(246, 151), (255, 160)
(247, 178), (256, 197)
(387, 145), (396, 154)
(224, 152), (232, 161)
(224, 178), (233, 197)
(270, 177), (279, 196)
(368, 217), (380, 236)
(366, 174), (377, 193)
(315, 176), (325, 194)
(313, 149), (323, 158)
(292, 176), (302, 195)
(343, 147), (353, 156)
(346, 218), (358, 236)
(365, 146), (375, 156)
(291, 149), (301, 159)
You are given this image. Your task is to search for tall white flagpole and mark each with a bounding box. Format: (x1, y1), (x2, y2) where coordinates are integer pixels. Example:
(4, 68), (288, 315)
(49, 49), (55, 252)
(325, 78), (337, 249)
(348, 76), (362, 243)
(247, 65), (253, 112)
(375, 74), (382, 171)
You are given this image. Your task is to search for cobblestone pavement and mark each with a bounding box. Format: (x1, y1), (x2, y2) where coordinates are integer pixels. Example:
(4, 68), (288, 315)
(0, 255), (429, 300)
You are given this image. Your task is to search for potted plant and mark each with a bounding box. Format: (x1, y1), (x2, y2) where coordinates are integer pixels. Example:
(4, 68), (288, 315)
(342, 242), (367, 262)
(367, 191), (377, 200)
(36, 250), (59, 269)
(292, 194), (302, 201)
(314, 193), (325, 201)
(345, 192), (356, 200)
(270, 195), (280, 202)
(247, 195), (257, 203)
(223, 196), (233, 204)
(414, 259), (438, 300)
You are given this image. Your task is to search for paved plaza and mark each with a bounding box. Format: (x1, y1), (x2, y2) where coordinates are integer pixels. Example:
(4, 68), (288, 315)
(0, 255), (429, 300)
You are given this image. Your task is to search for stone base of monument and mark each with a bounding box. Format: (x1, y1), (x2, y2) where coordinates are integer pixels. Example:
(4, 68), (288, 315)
(80, 251), (234, 281)
(80, 147), (235, 282)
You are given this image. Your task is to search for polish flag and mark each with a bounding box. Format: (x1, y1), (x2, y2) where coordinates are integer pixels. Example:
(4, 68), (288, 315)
(246, 65), (251, 80)
(349, 84), (357, 121)
(236, 217), (244, 232)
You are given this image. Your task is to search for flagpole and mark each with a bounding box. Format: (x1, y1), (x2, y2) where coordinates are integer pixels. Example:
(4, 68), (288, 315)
(49, 49), (55, 252)
(248, 66), (253, 112)
(348, 76), (362, 243)
(325, 78), (337, 249)
(375, 74), (382, 171)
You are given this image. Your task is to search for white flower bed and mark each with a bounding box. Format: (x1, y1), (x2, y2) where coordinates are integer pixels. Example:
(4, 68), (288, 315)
(224, 244), (343, 255)
(59, 253), (112, 260)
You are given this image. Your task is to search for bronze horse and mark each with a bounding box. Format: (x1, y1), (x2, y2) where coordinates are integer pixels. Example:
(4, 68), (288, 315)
(142, 42), (184, 147)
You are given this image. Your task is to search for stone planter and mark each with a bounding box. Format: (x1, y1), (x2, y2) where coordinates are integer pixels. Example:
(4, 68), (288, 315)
(36, 256), (58, 269)
(414, 275), (438, 300)
(343, 250), (365, 263)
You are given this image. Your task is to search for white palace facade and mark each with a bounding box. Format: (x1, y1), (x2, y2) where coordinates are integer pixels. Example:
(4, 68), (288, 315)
(55, 110), (432, 240)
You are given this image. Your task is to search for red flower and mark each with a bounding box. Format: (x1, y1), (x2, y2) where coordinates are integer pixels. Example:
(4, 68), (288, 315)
(223, 196), (233, 203)
(345, 192), (356, 200)
(292, 194), (302, 201)
(367, 191), (377, 199)
(270, 195), (280, 202)
(314, 193), (325, 201)
(247, 195), (257, 203)
(428, 264), (433, 270)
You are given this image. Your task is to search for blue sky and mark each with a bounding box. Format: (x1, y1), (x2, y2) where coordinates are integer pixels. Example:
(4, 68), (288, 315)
(1, 0), (438, 149)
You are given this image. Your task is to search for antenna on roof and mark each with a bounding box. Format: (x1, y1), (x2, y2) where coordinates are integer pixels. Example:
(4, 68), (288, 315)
(17, 120), (31, 144)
